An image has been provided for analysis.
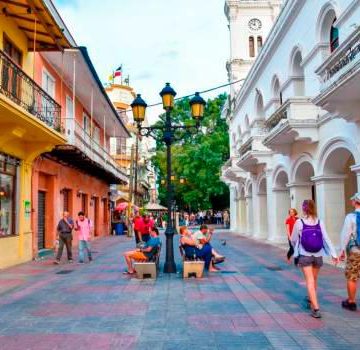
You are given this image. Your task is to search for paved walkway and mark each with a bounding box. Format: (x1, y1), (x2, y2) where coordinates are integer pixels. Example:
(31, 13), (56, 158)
(0, 231), (359, 350)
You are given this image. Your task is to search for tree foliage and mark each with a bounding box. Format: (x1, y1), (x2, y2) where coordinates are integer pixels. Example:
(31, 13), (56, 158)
(151, 93), (229, 211)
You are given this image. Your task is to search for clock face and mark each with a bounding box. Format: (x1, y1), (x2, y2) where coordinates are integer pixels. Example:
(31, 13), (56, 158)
(249, 18), (262, 31)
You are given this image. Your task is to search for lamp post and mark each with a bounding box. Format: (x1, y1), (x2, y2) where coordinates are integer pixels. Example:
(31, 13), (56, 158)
(131, 83), (206, 273)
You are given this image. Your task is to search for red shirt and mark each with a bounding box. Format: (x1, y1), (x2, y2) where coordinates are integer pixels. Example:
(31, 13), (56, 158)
(133, 216), (143, 231)
(285, 216), (297, 236)
(140, 220), (154, 234)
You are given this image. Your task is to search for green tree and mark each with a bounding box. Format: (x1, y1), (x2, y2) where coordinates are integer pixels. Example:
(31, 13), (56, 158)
(152, 93), (229, 211)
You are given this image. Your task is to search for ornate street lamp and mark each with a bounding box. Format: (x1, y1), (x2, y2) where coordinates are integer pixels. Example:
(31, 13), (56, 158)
(131, 83), (206, 273)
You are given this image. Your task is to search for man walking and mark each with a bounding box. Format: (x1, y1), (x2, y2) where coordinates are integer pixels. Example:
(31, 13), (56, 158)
(54, 211), (74, 264)
(75, 211), (93, 263)
(340, 192), (360, 311)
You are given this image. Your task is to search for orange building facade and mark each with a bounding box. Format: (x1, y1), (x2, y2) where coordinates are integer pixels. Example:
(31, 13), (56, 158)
(30, 48), (129, 255)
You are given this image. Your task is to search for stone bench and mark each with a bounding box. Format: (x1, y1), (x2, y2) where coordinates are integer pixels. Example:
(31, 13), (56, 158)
(134, 244), (161, 279)
(179, 245), (205, 278)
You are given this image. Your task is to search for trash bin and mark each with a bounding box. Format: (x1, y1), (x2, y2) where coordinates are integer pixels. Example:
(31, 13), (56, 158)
(115, 223), (124, 235)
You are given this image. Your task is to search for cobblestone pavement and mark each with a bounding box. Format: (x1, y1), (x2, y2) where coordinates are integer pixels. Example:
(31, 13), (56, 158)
(0, 231), (360, 350)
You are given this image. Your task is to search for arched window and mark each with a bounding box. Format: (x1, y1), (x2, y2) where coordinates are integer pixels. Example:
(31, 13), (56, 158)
(257, 36), (263, 51)
(330, 18), (339, 52)
(249, 37), (255, 57)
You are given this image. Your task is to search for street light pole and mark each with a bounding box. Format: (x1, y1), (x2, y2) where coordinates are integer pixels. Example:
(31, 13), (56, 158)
(134, 132), (139, 206)
(130, 84), (206, 274)
(163, 107), (176, 273)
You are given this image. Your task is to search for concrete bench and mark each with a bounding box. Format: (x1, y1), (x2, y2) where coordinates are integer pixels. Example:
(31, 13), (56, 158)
(134, 244), (161, 279)
(179, 245), (205, 278)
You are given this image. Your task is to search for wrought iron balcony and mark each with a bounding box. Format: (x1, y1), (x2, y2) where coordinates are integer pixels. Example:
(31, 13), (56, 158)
(0, 50), (61, 131)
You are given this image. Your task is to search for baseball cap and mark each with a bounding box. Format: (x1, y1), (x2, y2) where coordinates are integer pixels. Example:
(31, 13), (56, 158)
(350, 192), (360, 203)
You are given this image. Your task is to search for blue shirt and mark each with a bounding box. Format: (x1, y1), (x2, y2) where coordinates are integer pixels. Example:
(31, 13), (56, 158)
(145, 236), (160, 248)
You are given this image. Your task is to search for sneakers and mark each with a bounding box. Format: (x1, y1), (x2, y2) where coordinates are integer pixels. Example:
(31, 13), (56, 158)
(53, 260), (60, 265)
(68, 259), (73, 263)
(78, 261), (84, 264)
(342, 299), (357, 311)
(311, 309), (322, 318)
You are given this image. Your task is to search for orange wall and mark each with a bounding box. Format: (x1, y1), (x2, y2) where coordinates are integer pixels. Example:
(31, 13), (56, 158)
(31, 157), (110, 256)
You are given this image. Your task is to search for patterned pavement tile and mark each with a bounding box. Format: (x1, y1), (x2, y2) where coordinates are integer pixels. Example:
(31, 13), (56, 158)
(1, 232), (360, 350)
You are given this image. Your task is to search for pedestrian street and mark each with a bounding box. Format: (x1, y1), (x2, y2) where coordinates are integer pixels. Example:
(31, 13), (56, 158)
(0, 232), (359, 350)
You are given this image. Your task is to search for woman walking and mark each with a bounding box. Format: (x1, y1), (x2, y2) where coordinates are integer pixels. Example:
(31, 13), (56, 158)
(285, 208), (298, 262)
(291, 200), (338, 318)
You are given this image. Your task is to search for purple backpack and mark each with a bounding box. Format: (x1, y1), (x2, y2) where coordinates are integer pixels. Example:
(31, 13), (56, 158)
(300, 219), (323, 253)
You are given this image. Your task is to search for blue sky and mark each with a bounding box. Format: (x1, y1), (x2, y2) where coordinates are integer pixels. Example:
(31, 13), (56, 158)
(54, 0), (229, 122)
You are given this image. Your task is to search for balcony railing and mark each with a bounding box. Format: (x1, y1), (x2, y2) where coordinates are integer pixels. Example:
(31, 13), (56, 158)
(265, 104), (287, 131)
(69, 120), (127, 181)
(0, 50), (61, 130)
(238, 137), (253, 158)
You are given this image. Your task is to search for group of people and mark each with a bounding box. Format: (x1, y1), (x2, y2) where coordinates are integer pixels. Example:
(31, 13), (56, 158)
(284, 192), (360, 318)
(179, 210), (230, 228)
(54, 211), (93, 264)
(179, 224), (225, 272)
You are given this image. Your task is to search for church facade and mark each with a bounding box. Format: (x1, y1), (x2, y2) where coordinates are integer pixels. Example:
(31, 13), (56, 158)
(222, 0), (360, 247)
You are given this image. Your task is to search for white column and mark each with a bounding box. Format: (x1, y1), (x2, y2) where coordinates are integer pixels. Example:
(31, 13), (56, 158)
(245, 194), (253, 236)
(351, 164), (360, 192)
(265, 171), (275, 241)
(253, 184), (268, 239)
(312, 175), (347, 247)
(238, 197), (247, 234)
(229, 185), (238, 231)
(288, 182), (313, 212)
(269, 188), (290, 243)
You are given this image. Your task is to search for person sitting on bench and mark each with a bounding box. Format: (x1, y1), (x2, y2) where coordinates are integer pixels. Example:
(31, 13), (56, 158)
(193, 224), (225, 263)
(123, 227), (161, 274)
(179, 226), (218, 272)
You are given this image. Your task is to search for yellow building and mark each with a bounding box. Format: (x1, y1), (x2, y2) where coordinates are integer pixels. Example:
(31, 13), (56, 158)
(0, 0), (73, 268)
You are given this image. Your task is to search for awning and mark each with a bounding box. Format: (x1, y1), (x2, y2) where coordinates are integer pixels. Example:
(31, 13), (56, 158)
(144, 203), (167, 211)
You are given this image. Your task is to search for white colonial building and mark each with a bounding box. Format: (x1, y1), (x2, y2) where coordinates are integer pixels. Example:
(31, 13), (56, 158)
(222, 0), (360, 247)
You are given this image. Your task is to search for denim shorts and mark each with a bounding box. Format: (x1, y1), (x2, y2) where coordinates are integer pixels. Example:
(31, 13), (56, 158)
(297, 255), (323, 268)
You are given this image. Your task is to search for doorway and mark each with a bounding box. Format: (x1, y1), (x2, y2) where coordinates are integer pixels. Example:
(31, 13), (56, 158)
(37, 191), (46, 250)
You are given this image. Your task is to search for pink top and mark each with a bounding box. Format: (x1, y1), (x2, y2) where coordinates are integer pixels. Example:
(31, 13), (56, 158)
(76, 219), (92, 241)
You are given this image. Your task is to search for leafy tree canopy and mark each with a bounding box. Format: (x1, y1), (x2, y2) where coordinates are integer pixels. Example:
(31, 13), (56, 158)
(151, 93), (229, 211)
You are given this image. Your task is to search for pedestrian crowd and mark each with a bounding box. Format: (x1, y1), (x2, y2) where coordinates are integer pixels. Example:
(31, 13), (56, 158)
(285, 192), (360, 319)
(52, 193), (360, 322)
(179, 210), (230, 228)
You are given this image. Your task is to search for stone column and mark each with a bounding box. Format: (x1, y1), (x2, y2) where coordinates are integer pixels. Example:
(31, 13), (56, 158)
(229, 185), (238, 231)
(350, 164), (360, 192)
(312, 175), (347, 247)
(288, 182), (313, 212)
(245, 194), (253, 236)
(269, 188), (290, 243)
(239, 197), (247, 234)
(253, 183), (268, 239)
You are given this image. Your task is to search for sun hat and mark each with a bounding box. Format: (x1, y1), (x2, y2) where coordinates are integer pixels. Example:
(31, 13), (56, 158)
(350, 192), (360, 203)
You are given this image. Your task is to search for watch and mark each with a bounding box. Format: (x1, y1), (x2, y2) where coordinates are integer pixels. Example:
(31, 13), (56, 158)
(249, 18), (262, 31)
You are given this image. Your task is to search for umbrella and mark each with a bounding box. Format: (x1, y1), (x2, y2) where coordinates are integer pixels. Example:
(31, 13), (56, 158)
(115, 203), (140, 212)
(115, 202), (128, 211)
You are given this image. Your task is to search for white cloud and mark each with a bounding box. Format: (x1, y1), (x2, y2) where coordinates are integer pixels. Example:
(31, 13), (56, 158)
(55, 0), (229, 123)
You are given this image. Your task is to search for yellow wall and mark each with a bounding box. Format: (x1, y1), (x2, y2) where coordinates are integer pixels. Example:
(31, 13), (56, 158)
(0, 13), (34, 77)
(0, 16), (66, 269)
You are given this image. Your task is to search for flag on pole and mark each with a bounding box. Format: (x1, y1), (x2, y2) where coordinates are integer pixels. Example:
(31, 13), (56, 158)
(114, 65), (122, 78)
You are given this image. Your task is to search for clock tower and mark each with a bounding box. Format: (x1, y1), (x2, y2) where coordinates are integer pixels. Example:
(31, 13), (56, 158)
(225, 0), (283, 95)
